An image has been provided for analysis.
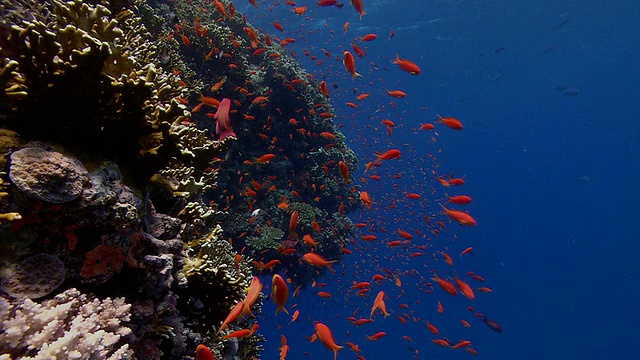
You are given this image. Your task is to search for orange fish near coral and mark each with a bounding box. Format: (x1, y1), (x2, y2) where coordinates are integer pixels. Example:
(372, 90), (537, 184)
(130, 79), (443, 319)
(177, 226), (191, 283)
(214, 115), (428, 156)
(360, 191), (373, 209)
(213, 98), (236, 140)
(302, 252), (337, 274)
(253, 153), (276, 164)
(241, 276), (262, 318)
(217, 300), (244, 334)
(343, 51), (361, 79)
(195, 344), (214, 360)
(338, 161), (350, 184)
(272, 274), (290, 315)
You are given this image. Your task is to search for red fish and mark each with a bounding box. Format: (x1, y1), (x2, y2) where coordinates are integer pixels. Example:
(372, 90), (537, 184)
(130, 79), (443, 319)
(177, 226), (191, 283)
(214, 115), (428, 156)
(338, 161), (350, 183)
(437, 114), (464, 130)
(302, 252), (337, 274)
(386, 89), (407, 98)
(440, 204), (477, 226)
(447, 194), (472, 204)
(195, 344), (214, 360)
(455, 277), (476, 300)
(213, 98), (236, 140)
(315, 322), (344, 360)
(360, 33), (377, 41)
(343, 51), (361, 79)
(350, 0), (365, 19)
(272, 274), (290, 315)
(366, 331), (386, 341)
(392, 53), (421, 75)
(432, 275), (458, 296)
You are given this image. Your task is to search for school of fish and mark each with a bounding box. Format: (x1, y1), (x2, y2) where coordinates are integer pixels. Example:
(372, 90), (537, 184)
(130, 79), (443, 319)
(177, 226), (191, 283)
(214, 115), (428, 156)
(188, 0), (502, 359)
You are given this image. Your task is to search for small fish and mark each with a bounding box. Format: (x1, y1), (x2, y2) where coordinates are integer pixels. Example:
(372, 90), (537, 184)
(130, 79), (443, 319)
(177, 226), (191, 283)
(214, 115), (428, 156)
(482, 316), (503, 333)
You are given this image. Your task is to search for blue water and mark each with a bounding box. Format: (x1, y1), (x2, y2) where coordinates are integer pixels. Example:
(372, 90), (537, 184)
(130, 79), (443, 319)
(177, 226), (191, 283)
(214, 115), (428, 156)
(239, 1), (640, 359)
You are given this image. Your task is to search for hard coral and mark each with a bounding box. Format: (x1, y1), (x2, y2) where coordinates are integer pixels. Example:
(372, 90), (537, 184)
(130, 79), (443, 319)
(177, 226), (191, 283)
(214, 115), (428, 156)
(0, 253), (65, 299)
(0, 287), (133, 359)
(9, 146), (90, 204)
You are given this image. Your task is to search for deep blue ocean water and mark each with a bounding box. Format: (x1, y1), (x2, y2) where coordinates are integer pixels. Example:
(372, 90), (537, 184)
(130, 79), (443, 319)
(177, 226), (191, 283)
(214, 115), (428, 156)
(237, 1), (640, 359)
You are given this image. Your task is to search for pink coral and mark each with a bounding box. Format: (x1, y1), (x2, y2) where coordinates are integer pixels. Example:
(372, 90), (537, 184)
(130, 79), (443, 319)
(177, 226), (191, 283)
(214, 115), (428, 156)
(214, 98), (236, 140)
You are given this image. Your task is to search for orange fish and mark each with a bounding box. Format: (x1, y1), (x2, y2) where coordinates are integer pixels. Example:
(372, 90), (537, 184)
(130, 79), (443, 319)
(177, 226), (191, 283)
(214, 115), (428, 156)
(272, 274), (290, 314)
(360, 33), (377, 41)
(392, 53), (421, 75)
(314, 322), (344, 360)
(366, 331), (386, 341)
(455, 277), (476, 300)
(289, 210), (299, 237)
(350, 0), (365, 19)
(356, 93), (370, 101)
(359, 191), (372, 209)
(293, 5), (307, 15)
(222, 328), (253, 339)
(376, 149), (402, 161)
(447, 194), (472, 204)
(338, 161), (350, 184)
(460, 247), (474, 257)
(386, 89), (407, 98)
(253, 153), (276, 164)
(369, 290), (390, 318)
(437, 114), (463, 130)
(217, 300), (244, 334)
(432, 275), (458, 296)
(320, 131), (336, 139)
(241, 276), (262, 318)
(302, 252), (337, 274)
(195, 344), (214, 360)
(343, 51), (361, 79)
(440, 251), (454, 266)
(440, 204), (477, 226)
(289, 309), (300, 324)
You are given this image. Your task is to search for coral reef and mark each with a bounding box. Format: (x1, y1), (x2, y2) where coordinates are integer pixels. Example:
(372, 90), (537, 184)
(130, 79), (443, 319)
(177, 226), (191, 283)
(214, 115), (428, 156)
(0, 0), (364, 357)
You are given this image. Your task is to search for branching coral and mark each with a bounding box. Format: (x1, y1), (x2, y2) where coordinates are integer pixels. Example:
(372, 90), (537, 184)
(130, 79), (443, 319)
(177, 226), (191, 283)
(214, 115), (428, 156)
(0, 287), (133, 359)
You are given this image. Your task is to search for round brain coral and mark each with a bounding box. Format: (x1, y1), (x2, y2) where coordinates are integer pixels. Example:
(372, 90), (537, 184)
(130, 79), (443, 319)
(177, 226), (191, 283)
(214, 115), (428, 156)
(9, 147), (89, 204)
(1, 253), (66, 299)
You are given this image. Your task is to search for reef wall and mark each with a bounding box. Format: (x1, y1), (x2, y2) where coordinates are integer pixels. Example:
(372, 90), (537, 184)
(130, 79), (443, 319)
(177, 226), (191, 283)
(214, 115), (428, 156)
(0, 0), (360, 358)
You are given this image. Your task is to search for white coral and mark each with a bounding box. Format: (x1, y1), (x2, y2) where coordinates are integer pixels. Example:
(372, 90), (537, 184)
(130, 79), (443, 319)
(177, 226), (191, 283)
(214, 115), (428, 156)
(0, 288), (133, 359)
